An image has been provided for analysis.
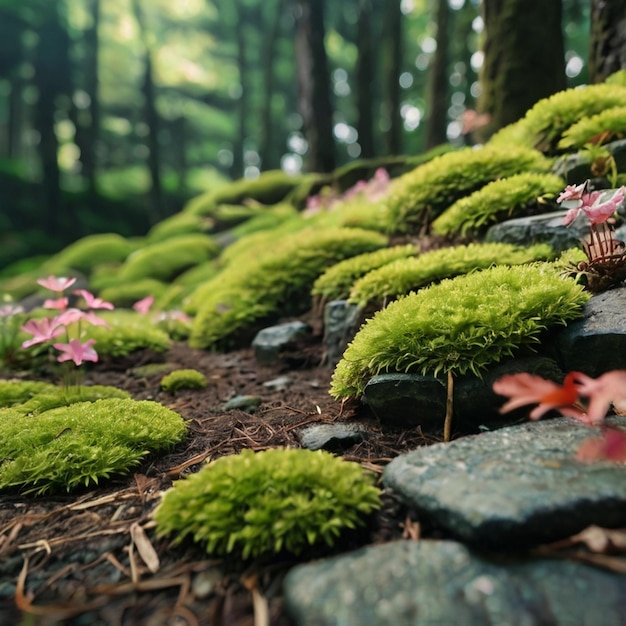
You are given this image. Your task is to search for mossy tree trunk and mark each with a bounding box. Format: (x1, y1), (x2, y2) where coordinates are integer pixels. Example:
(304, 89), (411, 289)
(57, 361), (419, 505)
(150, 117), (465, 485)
(477, 0), (566, 140)
(382, 0), (403, 155)
(588, 0), (626, 83)
(293, 0), (336, 173)
(355, 0), (375, 158)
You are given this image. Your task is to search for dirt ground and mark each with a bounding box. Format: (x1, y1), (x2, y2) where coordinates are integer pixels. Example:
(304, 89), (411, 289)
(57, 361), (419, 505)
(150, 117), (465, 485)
(0, 324), (440, 626)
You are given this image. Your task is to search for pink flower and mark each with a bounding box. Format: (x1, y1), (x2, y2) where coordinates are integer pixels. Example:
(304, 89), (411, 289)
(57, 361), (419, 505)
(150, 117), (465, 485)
(581, 188), (625, 225)
(133, 295), (154, 315)
(569, 370), (626, 424)
(577, 428), (626, 463)
(37, 276), (77, 293)
(492, 372), (584, 421)
(43, 297), (68, 311)
(53, 338), (98, 366)
(55, 308), (110, 329)
(73, 289), (114, 311)
(81, 311), (111, 328)
(0, 304), (23, 317)
(21, 318), (65, 348)
(556, 182), (586, 204)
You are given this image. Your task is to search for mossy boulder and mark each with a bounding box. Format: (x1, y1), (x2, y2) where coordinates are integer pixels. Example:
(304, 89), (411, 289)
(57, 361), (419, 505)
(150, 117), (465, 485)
(153, 448), (381, 559)
(331, 263), (590, 399)
(188, 227), (388, 349)
(98, 278), (168, 308)
(558, 107), (626, 150)
(160, 369), (207, 393)
(349, 242), (555, 308)
(0, 398), (186, 493)
(146, 213), (214, 243)
(384, 146), (551, 235)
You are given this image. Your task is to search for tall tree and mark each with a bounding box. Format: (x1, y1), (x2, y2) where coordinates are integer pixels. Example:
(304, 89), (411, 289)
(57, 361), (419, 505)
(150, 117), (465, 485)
(382, 0), (403, 155)
(588, 0), (626, 83)
(355, 0), (375, 158)
(478, 0), (566, 139)
(293, 0), (336, 172)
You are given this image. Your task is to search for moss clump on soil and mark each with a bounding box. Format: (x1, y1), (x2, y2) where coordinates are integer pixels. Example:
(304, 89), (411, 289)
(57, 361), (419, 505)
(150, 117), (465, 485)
(432, 173), (566, 237)
(558, 107), (626, 150)
(160, 369), (207, 393)
(13, 385), (130, 415)
(348, 242), (555, 308)
(188, 227), (388, 349)
(154, 448), (381, 559)
(331, 263), (590, 399)
(98, 278), (167, 308)
(312, 244), (418, 302)
(146, 213), (214, 243)
(0, 398), (186, 494)
(0, 380), (57, 407)
(384, 145), (551, 235)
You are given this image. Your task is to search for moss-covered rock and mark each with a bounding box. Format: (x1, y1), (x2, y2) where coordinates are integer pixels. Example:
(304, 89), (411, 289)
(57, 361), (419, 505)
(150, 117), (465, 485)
(188, 228), (388, 349)
(558, 107), (626, 150)
(0, 398), (186, 493)
(331, 263), (589, 399)
(160, 368), (207, 393)
(153, 448), (380, 559)
(432, 173), (566, 236)
(146, 213), (214, 243)
(312, 244), (418, 302)
(99, 278), (168, 308)
(384, 146), (551, 235)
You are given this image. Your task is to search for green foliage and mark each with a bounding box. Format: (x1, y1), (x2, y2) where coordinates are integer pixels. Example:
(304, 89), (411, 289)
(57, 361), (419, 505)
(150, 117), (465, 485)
(160, 368), (207, 393)
(312, 244), (418, 302)
(229, 202), (299, 238)
(188, 228), (388, 349)
(116, 234), (220, 283)
(81, 311), (171, 357)
(331, 263), (589, 399)
(489, 83), (626, 153)
(605, 70), (626, 87)
(0, 398), (186, 494)
(558, 107), (626, 149)
(384, 146), (551, 235)
(432, 173), (566, 236)
(41, 234), (137, 276)
(146, 213), (214, 243)
(98, 279), (168, 308)
(349, 243), (555, 308)
(153, 448), (381, 559)
(0, 380), (57, 407)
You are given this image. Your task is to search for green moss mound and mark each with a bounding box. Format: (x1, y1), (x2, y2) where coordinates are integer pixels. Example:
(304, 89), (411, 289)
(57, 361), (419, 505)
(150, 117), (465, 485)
(349, 242), (555, 308)
(14, 385), (131, 415)
(160, 369), (207, 393)
(0, 380), (57, 407)
(558, 107), (626, 149)
(384, 146), (551, 235)
(432, 173), (566, 236)
(98, 279), (167, 308)
(153, 448), (381, 559)
(146, 213), (214, 243)
(188, 227), (387, 349)
(331, 263), (589, 399)
(116, 234), (220, 283)
(0, 398), (186, 493)
(312, 244), (418, 302)
(489, 83), (626, 153)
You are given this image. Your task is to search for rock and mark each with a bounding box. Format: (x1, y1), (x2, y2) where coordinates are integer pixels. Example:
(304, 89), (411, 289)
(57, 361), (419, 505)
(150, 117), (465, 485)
(263, 376), (292, 391)
(222, 395), (263, 413)
(252, 321), (311, 366)
(284, 539), (626, 626)
(552, 285), (626, 376)
(298, 423), (369, 451)
(323, 300), (361, 366)
(383, 417), (626, 549)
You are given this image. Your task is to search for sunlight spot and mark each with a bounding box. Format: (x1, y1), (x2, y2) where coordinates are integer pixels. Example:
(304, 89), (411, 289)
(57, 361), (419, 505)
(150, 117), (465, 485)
(565, 53), (583, 78)
(470, 51), (484, 72)
(447, 121), (462, 140)
(281, 153), (303, 174)
(448, 0), (465, 9)
(421, 37), (437, 54)
(347, 143), (361, 158)
(244, 166), (260, 179)
(472, 16), (484, 33)
(399, 72), (414, 89)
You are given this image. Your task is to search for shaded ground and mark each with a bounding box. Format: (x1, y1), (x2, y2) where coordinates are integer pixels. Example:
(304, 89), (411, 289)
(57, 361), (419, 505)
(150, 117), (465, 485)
(0, 329), (439, 626)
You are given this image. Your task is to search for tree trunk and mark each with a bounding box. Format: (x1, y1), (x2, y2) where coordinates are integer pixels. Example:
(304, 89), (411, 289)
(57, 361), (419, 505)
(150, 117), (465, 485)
(588, 0), (626, 83)
(382, 0), (403, 155)
(355, 0), (375, 158)
(293, 0), (335, 173)
(232, 16), (248, 179)
(424, 0), (450, 149)
(478, 0), (566, 139)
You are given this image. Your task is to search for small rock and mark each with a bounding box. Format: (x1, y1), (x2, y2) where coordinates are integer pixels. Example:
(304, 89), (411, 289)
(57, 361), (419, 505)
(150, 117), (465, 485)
(222, 395), (263, 412)
(323, 300), (361, 366)
(263, 376), (292, 391)
(252, 321), (311, 366)
(298, 423), (369, 451)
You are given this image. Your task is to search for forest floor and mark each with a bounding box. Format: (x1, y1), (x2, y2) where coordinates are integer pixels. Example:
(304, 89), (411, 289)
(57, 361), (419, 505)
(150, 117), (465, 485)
(0, 321), (444, 626)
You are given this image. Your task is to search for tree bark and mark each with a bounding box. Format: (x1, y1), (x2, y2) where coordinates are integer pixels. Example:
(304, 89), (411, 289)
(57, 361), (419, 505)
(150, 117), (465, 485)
(382, 0), (403, 155)
(355, 0), (375, 158)
(293, 0), (335, 173)
(232, 15), (248, 179)
(588, 0), (626, 83)
(424, 0), (450, 149)
(478, 0), (566, 139)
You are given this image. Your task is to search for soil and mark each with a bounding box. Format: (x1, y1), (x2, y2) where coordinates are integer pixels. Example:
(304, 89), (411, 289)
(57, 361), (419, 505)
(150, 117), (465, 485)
(0, 322), (441, 626)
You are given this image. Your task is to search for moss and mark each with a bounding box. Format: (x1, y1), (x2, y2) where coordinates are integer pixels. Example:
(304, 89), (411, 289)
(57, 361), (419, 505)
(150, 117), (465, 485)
(349, 242), (555, 308)
(0, 398), (186, 493)
(41, 233), (137, 276)
(153, 448), (380, 559)
(384, 145), (551, 235)
(605, 70), (626, 87)
(558, 107), (626, 150)
(160, 369), (207, 393)
(14, 385), (131, 415)
(117, 234), (220, 283)
(489, 83), (626, 153)
(432, 173), (566, 236)
(230, 202), (299, 238)
(99, 279), (167, 308)
(312, 244), (418, 302)
(331, 263), (589, 399)
(146, 213), (214, 243)
(188, 228), (387, 349)
(0, 380), (57, 407)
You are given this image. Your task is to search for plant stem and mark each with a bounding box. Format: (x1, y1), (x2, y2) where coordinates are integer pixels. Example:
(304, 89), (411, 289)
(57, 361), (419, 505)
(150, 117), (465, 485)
(444, 370), (453, 442)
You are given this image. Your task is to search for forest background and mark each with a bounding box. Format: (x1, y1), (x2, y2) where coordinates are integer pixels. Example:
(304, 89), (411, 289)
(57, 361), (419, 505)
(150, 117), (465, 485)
(0, 0), (620, 271)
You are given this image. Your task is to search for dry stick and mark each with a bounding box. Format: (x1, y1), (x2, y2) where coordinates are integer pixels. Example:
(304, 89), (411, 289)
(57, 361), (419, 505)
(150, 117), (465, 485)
(443, 370), (454, 443)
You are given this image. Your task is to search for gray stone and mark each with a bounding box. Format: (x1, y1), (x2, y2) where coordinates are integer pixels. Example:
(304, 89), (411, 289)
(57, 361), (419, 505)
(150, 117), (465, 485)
(553, 286), (626, 376)
(323, 300), (361, 366)
(383, 417), (626, 549)
(298, 423), (369, 451)
(263, 375), (292, 391)
(222, 395), (262, 412)
(252, 321), (311, 366)
(284, 539), (626, 626)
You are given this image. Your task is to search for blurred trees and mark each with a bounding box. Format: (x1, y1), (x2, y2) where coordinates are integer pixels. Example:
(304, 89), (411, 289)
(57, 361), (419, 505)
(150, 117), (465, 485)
(588, 0), (626, 83)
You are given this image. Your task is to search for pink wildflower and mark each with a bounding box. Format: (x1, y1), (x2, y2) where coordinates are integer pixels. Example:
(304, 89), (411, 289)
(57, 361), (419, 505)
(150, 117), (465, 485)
(21, 318), (65, 348)
(569, 370), (626, 424)
(73, 289), (114, 311)
(133, 295), (154, 315)
(581, 188), (625, 225)
(37, 276), (77, 293)
(53, 338), (98, 366)
(556, 182), (586, 204)
(43, 297), (68, 311)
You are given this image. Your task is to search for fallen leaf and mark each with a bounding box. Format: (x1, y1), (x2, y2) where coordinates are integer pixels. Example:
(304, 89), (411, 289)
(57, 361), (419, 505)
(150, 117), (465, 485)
(130, 522), (160, 574)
